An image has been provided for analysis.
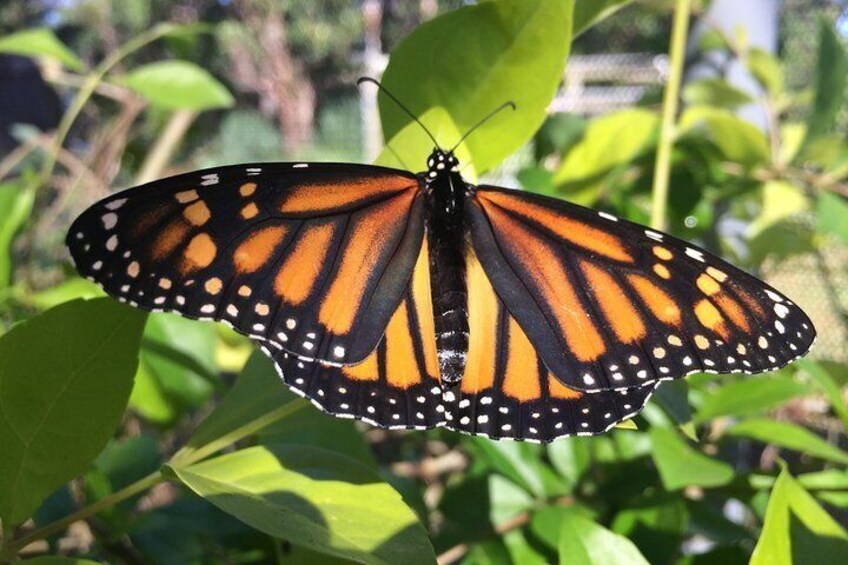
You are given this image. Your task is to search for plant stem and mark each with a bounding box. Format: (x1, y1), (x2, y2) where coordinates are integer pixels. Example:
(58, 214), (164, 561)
(0, 471), (163, 558)
(37, 23), (183, 188)
(650, 0), (692, 231)
(170, 399), (308, 468)
(135, 109), (198, 185)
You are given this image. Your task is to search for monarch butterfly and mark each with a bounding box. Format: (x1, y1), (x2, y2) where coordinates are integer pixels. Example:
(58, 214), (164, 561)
(67, 80), (815, 443)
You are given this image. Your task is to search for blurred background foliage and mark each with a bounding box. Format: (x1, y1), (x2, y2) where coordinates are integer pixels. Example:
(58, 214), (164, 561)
(0, 0), (847, 563)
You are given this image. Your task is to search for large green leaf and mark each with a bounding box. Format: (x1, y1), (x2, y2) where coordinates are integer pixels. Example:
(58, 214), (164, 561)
(572, 0), (634, 38)
(122, 60), (234, 110)
(693, 374), (807, 423)
(751, 468), (848, 564)
(553, 109), (659, 186)
(22, 558), (101, 565)
(0, 28), (83, 70)
(726, 419), (848, 465)
(649, 428), (734, 491)
(0, 298), (146, 525)
(172, 444), (435, 565)
(379, 0), (573, 173)
(557, 507), (650, 564)
(747, 48), (784, 97)
(805, 20), (848, 144)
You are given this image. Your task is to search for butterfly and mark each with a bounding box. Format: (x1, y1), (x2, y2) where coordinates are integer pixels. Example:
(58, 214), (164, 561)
(67, 83), (816, 443)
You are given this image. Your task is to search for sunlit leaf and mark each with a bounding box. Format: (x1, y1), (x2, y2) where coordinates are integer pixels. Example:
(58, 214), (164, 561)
(748, 181), (809, 238)
(380, 0), (573, 173)
(683, 78), (753, 110)
(0, 299), (145, 525)
(693, 374), (807, 423)
(816, 191), (848, 245)
(572, 0), (633, 38)
(0, 28), (84, 70)
(680, 106), (770, 167)
(727, 419), (848, 465)
(554, 109), (659, 186)
(172, 444), (434, 565)
(751, 468), (848, 564)
(747, 48), (783, 96)
(557, 507), (650, 564)
(650, 427), (734, 491)
(122, 60), (234, 110)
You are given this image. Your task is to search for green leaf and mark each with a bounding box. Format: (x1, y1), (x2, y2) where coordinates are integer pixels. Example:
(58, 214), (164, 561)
(798, 359), (848, 431)
(653, 380), (695, 440)
(558, 508), (650, 564)
(748, 181), (809, 238)
(0, 28), (84, 70)
(129, 313), (217, 424)
(171, 444), (434, 565)
(816, 192), (848, 245)
(693, 374), (807, 423)
(0, 298), (146, 525)
(726, 419), (848, 465)
(682, 78), (753, 110)
(553, 109), (659, 186)
(0, 181), (36, 291)
(28, 277), (104, 310)
(376, 107), (471, 176)
(611, 493), (688, 565)
(751, 468), (848, 565)
(547, 437), (591, 491)
(680, 106), (770, 167)
(122, 60), (234, 111)
(379, 0), (573, 173)
(572, 0), (633, 38)
(805, 20), (848, 144)
(489, 474), (535, 525)
(472, 439), (557, 498)
(747, 48), (783, 97)
(649, 427), (734, 491)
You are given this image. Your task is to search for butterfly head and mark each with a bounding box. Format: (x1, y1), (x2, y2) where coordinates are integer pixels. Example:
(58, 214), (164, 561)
(426, 148), (460, 180)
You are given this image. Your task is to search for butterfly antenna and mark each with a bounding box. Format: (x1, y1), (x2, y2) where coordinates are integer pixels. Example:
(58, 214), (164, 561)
(449, 101), (517, 153)
(357, 77), (441, 150)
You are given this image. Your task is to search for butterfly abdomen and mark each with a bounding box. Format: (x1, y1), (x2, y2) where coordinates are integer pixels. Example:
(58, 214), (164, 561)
(425, 168), (470, 385)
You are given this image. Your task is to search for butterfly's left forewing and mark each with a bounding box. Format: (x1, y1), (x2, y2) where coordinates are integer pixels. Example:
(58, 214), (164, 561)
(467, 185), (816, 393)
(68, 163), (424, 365)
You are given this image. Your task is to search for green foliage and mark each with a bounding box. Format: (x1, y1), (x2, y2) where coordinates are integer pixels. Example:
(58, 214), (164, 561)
(173, 444), (435, 565)
(379, 0), (573, 173)
(649, 428), (734, 490)
(751, 468), (848, 564)
(0, 299), (146, 525)
(122, 60), (234, 110)
(0, 27), (84, 70)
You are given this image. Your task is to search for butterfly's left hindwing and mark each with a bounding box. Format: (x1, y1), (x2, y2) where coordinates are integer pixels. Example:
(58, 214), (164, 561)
(67, 163), (424, 365)
(468, 185), (816, 393)
(266, 238), (445, 428)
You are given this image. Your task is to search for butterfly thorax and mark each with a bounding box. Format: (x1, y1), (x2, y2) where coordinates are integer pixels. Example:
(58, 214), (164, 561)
(422, 149), (469, 385)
